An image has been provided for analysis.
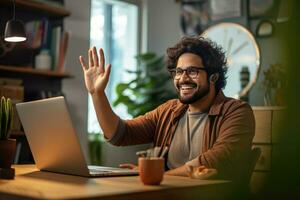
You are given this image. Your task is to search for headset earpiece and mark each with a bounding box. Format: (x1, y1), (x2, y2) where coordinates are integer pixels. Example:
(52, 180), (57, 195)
(209, 74), (219, 83)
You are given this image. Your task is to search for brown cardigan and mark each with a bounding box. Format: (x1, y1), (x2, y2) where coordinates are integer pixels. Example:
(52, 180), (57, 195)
(111, 91), (255, 180)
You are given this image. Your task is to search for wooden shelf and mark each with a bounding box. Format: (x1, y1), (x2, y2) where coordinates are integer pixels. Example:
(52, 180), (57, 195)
(0, 0), (70, 18)
(0, 65), (72, 78)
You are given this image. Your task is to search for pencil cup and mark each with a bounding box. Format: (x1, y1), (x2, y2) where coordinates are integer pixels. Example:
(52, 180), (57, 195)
(138, 157), (164, 185)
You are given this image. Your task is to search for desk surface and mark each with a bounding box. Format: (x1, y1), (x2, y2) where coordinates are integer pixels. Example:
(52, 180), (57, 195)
(0, 165), (234, 200)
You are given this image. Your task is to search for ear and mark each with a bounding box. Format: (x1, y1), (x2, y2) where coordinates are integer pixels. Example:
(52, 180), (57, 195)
(209, 73), (219, 84)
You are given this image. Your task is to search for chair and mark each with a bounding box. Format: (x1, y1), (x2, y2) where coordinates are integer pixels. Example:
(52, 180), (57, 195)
(246, 147), (262, 185)
(234, 147), (261, 198)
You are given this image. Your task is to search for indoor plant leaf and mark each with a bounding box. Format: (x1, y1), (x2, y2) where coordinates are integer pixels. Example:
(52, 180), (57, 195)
(113, 52), (177, 117)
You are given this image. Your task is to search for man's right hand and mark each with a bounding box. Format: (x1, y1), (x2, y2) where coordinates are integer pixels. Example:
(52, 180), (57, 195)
(79, 47), (111, 95)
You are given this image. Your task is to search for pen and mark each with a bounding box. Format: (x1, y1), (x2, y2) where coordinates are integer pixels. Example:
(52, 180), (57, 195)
(160, 147), (168, 158)
(136, 150), (147, 157)
(147, 149), (152, 158)
(153, 146), (160, 157)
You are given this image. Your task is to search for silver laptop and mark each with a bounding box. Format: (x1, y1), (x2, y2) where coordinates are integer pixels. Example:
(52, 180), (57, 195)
(16, 96), (138, 177)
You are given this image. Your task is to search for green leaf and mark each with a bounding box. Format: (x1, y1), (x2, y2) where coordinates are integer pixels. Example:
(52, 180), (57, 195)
(146, 56), (164, 68)
(7, 98), (13, 138)
(135, 52), (156, 62)
(0, 97), (13, 139)
(113, 52), (177, 117)
(125, 69), (142, 74)
(1, 97), (7, 139)
(115, 83), (129, 94)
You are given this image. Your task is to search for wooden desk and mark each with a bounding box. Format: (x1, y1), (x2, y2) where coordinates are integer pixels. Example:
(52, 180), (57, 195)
(0, 165), (234, 200)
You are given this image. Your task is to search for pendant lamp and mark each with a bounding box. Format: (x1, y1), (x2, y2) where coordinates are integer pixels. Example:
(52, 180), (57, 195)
(4, 0), (27, 42)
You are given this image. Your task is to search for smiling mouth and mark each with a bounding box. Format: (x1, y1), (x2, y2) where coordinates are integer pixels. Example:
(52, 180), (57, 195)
(179, 84), (197, 93)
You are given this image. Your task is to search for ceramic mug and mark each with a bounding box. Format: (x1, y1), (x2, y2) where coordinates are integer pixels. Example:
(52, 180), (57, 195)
(138, 157), (164, 185)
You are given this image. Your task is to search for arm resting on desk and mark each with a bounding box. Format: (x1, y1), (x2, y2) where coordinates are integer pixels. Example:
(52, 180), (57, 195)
(165, 165), (188, 176)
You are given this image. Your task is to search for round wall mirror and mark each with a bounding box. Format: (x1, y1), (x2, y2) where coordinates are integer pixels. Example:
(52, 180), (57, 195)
(201, 22), (261, 99)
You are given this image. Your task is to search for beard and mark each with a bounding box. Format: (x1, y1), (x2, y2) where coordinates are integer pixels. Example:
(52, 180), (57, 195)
(176, 81), (210, 104)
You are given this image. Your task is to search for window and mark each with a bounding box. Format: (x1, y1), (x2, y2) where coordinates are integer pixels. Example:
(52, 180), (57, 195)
(88, 0), (139, 134)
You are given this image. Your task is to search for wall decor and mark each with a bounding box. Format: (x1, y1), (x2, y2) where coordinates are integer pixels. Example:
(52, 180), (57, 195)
(179, 0), (242, 36)
(202, 22), (261, 99)
(256, 20), (274, 37)
(209, 0), (242, 21)
(180, 0), (211, 35)
(249, 0), (279, 18)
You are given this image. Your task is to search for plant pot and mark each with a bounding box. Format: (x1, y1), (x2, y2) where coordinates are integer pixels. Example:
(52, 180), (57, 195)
(0, 139), (16, 169)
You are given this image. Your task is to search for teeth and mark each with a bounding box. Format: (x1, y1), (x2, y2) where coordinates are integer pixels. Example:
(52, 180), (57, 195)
(180, 85), (195, 89)
(181, 86), (193, 89)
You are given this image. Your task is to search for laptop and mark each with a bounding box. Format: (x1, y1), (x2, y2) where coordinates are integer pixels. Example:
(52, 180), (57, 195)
(16, 96), (138, 177)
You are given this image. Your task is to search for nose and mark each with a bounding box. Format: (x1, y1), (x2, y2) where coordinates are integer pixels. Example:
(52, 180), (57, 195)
(179, 70), (190, 81)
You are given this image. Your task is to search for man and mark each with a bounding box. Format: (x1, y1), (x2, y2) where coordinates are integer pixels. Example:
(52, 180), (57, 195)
(79, 36), (255, 181)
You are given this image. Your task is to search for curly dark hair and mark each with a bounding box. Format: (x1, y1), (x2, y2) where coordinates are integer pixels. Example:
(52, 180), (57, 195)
(166, 36), (228, 92)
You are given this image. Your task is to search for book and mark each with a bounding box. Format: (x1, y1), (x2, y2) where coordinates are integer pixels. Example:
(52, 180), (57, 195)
(50, 26), (62, 70)
(41, 18), (50, 49)
(25, 19), (48, 49)
(56, 31), (70, 73)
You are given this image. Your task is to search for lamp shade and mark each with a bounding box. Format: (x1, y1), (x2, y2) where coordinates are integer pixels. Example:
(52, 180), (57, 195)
(4, 20), (27, 42)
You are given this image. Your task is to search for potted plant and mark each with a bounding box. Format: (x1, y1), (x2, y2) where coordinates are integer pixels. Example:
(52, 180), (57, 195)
(113, 53), (177, 117)
(262, 63), (287, 106)
(89, 133), (103, 165)
(0, 96), (16, 179)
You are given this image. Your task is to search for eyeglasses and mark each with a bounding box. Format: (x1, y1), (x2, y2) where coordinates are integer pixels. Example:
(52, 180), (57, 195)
(169, 66), (207, 79)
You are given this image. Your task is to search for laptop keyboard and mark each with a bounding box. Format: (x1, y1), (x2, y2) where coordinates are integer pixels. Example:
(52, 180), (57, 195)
(89, 169), (114, 176)
(88, 165), (138, 176)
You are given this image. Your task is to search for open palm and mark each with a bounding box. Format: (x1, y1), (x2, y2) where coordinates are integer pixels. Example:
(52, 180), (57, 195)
(79, 47), (111, 95)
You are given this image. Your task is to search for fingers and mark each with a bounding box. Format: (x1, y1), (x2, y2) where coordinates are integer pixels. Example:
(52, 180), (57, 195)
(82, 47), (109, 73)
(119, 163), (137, 169)
(79, 56), (87, 71)
(196, 166), (206, 173)
(119, 163), (134, 169)
(92, 47), (99, 66)
(104, 64), (111, 81)
(88, 48), (94, 67)
(185, 165), (193, 178)
(99, 48), (105, 73)
(187, 166), (218, 179)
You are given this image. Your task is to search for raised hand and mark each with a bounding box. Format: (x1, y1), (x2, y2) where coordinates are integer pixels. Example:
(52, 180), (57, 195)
(79, 47), (111, 95)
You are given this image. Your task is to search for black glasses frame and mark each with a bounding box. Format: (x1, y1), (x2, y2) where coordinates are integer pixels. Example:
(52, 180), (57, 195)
(168, 66), (207, 79)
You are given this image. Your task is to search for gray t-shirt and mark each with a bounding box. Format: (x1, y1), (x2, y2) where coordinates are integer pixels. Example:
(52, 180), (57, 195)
(107, 111), (208, 169)
(167, 110), (208, 169)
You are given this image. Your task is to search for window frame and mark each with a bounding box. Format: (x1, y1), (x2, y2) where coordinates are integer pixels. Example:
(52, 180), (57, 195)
(88, 0), (141, 134)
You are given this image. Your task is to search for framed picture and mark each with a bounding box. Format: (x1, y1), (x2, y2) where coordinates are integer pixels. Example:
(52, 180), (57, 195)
(209, 0), (242, 21)
(249, 0), (279, 18)
(180, 0), (211, 35)
(179, 0), (242, 36)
